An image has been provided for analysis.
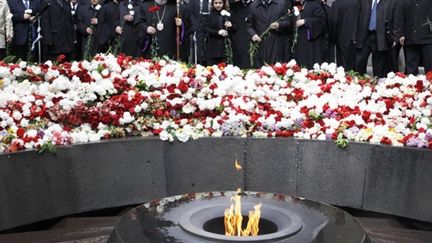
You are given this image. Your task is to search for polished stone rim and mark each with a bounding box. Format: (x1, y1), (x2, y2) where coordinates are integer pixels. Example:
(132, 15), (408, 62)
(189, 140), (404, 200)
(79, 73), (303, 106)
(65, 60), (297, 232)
(178, 202), (303, 242)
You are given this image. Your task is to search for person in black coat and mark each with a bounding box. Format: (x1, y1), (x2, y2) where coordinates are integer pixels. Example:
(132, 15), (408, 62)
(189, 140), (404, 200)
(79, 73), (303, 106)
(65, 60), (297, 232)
(329, 0), (359, 70)
(118, 0), (142, 57)
(7, 0), (41, 61)
(69, 0), (83, 61)
(228, 0), (251, 68)
(205, 0), (233, 65)
(40, 0), (75, 61)
(293, 0), (327, 69)
(76, 0), (101, 59)
(354, 0), (394, 78)
(394, 0), (432, 74)
(246, 0), (293, 67)
(96, 0), (120, 53)
(140, 0), (189, 59)
(188, 0), (212, 64)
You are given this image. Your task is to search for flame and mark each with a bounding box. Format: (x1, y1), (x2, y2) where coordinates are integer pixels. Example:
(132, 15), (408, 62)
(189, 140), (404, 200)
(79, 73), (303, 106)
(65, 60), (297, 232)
(235, 159), (242, 170)
(224, 189), (261, 237)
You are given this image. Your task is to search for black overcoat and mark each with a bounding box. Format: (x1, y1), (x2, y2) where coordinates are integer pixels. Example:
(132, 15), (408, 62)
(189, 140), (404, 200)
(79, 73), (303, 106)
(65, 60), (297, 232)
(246, 0), (293, 67)
(329, 0), (360, 70)
(40, 0), (75, 54)
(394, 0), (432, 45)
(96, 0), (119, 51)
(76, 4), (99, 56)
(228, 0), (251, 68)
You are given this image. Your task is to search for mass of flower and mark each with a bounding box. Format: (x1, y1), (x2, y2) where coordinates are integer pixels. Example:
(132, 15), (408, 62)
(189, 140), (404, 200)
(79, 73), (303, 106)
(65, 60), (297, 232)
(0, 54), (432, 154)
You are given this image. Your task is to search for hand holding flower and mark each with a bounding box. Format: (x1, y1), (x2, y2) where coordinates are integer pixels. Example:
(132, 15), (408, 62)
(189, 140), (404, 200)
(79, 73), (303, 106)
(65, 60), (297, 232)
(147, 26), (157, 34)
(175, 17), (182, 27)
(269, 22), (279, 30)
(218, 29), (228, 37)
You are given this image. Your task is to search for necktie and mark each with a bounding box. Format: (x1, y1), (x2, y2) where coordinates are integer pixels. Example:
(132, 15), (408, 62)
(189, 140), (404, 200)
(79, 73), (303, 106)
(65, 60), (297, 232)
(368, 0), (377, 30)
(24, 0), (29, 9)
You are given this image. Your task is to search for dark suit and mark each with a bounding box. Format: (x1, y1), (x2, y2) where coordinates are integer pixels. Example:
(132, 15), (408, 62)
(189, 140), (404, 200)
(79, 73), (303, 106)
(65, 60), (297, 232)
(355, 0), (394, 78)
(40, 0), (75, 61)
(394, 0), (432, 74)
(7, 0), (41, 60)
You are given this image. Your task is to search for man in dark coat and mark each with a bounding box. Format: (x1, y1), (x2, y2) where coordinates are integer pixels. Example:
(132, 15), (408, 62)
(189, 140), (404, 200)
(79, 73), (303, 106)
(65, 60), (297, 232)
(330, 0), (359, 71)
(40, 0), (75, 61)
(246, 0), (293, 67)
(76, 0), (101, 59)
(7, 0), (41, 61)
(188, 0), (212, 64)
(69, 0), (83, 61)
(228, 0), (251, 68)
(96, 0), (119, 53)
(118, 0), (142, 57)
(293, 0), (327, 69)
(394, 0), (432, 74)
(354, 0), (394, 78)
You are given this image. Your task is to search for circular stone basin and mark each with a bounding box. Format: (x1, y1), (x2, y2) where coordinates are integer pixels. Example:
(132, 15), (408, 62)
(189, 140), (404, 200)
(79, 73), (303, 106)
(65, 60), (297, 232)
(107, 191), (371, 243)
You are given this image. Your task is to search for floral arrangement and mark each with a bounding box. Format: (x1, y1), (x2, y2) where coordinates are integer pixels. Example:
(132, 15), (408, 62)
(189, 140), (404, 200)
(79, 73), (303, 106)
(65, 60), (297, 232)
(0, 54), (432, 154)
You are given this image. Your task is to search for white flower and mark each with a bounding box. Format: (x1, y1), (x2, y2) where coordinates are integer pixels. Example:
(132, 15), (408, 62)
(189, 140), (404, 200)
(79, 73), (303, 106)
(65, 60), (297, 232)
(95, 4), (101, 11)
(220, 10), (231, 17)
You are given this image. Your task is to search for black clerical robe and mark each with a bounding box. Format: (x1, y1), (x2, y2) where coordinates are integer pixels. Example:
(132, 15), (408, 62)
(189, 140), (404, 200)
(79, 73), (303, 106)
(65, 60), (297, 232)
(293, 0), (327, 69)
(140, 1), (189, 59)
(119, 0), (142, 57)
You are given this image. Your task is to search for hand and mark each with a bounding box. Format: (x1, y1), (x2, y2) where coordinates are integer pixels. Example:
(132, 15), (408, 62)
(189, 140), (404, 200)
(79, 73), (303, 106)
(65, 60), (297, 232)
(269, 22), (279, 30)
(296, 19), (305, 27)
(29, 16), (36, 22)
(124, 15), (134, 22)
(24, 13), (31, 20)
(175, 17), (182, 27)
(252, 34), (261, 43)
(6, 37), (12, 43)
(218, 29), (228, 37)
(86, 27), (94, 35)
(147, 26), (156, 34)
(399, 36), (405, 46)
(224, 21), (232, 28)
(91, 18), (98, 25)
(115, 26), (122, 35)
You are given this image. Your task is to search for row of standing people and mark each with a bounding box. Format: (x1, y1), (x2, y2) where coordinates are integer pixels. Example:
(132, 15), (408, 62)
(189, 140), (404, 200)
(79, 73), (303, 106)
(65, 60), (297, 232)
(1, 0), (431, 77)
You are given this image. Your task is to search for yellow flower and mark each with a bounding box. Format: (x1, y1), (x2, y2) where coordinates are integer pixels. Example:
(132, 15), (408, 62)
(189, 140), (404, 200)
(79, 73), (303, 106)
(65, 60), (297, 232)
(0, 79), (3, 88)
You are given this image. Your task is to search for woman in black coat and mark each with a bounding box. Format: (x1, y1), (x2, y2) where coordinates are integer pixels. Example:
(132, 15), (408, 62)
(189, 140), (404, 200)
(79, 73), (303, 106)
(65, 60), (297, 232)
(205, 0), (233, 65)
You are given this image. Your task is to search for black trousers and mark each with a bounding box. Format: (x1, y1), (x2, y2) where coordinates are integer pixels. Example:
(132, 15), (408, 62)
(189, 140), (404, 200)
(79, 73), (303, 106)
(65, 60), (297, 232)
(12, 44), (29, 61)
(0, 49), (6, 60)
(355, 32), (391, 78)
(404, 44), (432, 75)
(389, 43), (403, 73)
(336, 40), (357, 71)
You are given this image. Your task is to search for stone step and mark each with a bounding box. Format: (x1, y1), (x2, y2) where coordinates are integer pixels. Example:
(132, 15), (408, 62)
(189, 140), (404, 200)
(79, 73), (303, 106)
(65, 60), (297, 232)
(0, 226), (113, 243)
(52, 217), (119, 230)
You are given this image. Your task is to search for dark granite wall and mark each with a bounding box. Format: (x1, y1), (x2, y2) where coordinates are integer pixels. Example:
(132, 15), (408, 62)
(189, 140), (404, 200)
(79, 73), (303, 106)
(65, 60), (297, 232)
(1, 137), (431, 231)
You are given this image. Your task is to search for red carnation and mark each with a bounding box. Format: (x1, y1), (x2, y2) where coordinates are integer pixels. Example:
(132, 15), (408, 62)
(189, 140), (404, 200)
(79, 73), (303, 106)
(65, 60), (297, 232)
(148, 5), (160, 13)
